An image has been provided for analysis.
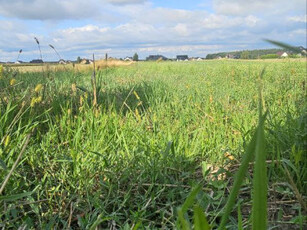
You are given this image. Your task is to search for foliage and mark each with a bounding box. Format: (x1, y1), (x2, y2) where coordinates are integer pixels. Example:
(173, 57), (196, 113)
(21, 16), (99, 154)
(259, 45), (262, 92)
(206, 48), (293, 59)
(240, 51), (250, 59)
(260, 54), (279, 59)
(133, 53), (139, 61)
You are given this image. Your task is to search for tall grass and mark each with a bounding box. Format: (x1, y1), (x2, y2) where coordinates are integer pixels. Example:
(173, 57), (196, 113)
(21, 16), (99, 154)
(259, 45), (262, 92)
(0, 60), (306, 228)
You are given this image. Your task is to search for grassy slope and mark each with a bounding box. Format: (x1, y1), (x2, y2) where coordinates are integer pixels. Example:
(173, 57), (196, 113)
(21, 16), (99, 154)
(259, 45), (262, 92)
(0, 60), (306, 229)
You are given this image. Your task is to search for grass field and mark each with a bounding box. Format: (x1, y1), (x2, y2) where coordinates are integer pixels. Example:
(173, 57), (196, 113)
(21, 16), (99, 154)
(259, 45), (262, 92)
(0, 59), (306, 229)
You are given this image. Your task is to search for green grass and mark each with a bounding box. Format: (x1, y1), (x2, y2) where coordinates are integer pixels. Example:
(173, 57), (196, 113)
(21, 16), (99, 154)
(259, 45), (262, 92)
(0, 60), (306, 229)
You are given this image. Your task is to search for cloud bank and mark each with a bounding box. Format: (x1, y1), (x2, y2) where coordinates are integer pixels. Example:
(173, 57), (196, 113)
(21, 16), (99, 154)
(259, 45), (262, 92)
(0, 0), (305, 61)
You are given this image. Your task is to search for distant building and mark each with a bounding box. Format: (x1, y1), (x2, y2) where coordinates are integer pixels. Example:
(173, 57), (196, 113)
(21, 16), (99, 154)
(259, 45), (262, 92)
(80, 59), (93, 64)
(176, 55), (188, 61)
(281, 52), (288, 58)
(59, 59), (66, 64)
(146, 55), (168, 61)
(226, 54), (235, 59)
(124, 57), (133, 61)
(298, 46), (306, 54)
(15, 60), (24, 64)
(30, 59), (43, 63)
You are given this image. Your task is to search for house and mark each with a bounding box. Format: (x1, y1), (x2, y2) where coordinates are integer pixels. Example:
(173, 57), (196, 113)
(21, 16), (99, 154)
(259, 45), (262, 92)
(59, 59), (66, 64)
(176, 55), (188, 61)
(146, 55), (168, 61)
(15, 60), (24, 64)
(298, 46), (306, 54)
(281, 52), (288, 58)
(226, 54), (235, 59)
(124, 57), (133, 61)
(30, 59), (43, 63)
(80, 59), (92, 64)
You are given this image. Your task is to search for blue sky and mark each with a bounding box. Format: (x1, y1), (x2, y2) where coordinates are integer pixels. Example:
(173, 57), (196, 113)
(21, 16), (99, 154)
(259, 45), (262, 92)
(0, 0), (305, 61)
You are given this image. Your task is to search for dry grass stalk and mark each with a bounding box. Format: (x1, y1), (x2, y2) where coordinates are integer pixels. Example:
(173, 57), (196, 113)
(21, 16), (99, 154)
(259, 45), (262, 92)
(0, 133), (32, 195)
(91, 54), (97, 107)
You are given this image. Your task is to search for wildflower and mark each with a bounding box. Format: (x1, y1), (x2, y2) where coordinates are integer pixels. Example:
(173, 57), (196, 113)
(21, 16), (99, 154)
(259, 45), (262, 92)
(30, 98), (36, 107)
(4, 135), (10, 147)
(35, 84), (43, 93)
(30, 96), (42, 107)
(10, 78), (16, 86)
(36, 96), (42, 103)
(67, 109), (71, 115)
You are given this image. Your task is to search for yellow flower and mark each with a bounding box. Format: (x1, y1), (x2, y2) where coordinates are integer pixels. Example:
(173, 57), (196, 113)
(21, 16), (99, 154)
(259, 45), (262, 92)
(35, 84), (43, 93)
(36, 96), (42, 103)
(4, 135), (10, 147)
(10, 78), (16, 86)
(30, 98), (36, 107)
(30, 96), (42, 107)
(67, 109), (71, 115)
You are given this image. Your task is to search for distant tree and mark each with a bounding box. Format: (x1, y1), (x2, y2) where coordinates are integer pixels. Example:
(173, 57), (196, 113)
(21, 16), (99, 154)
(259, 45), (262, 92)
(133, 53), (139, 61)
(77, 56), (81, 63)
(206, 54), (214, 59)
(241, 51), (250, 59)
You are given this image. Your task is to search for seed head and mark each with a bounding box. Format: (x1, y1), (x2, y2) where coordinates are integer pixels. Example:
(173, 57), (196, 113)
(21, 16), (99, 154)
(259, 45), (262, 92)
(10, 78), (16, 86)
(35, 84), (43, 93)
(34, 37), (40, 45)
(4, 135), (10, 147)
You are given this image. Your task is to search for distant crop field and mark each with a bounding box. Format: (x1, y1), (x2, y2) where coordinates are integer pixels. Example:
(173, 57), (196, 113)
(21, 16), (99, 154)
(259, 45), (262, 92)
(0, 60), (306, 229)
(4, 59), (133, 73)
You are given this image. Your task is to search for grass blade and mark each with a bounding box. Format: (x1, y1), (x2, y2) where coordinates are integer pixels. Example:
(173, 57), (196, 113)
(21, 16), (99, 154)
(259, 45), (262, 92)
(0, 133), (32, 195)
(177, 184), (202, 230)
(193, 204), (211, 230)
(264, 39), (306, 55)
(218, 126), (257, 229)
(238, 203), (243, 230)
(251, 112), (267, 230)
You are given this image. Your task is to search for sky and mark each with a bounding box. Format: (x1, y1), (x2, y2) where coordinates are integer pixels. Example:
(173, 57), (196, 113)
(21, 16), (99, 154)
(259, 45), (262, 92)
(0, 0), (306, 61)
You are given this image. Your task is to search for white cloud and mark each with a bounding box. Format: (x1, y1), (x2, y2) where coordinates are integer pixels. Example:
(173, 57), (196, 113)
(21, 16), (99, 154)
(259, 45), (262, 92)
(213, 0), (306, 16)
(287, 15), (307, 23)
(0, 1), (305, 62)
(0, 0), (100, 20)
(105, 0), (147, 5)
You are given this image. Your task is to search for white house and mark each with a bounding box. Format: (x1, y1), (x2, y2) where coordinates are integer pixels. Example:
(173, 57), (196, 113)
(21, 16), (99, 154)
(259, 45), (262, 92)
(281, 52), (288, 58)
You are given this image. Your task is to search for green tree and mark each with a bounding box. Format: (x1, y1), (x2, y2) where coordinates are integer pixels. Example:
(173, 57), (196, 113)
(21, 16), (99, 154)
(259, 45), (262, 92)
(77, 56), (81, 63)
(133, 53), (139, 61)
(241, 51), (250, 59)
